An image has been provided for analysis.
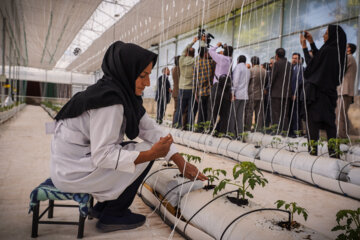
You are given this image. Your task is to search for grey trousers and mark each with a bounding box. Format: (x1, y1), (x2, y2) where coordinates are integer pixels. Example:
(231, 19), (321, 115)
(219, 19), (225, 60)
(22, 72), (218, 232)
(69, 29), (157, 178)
(336, 95), (353, 138)
(244, 98), (264, 131)
(229, 100), (246, 136)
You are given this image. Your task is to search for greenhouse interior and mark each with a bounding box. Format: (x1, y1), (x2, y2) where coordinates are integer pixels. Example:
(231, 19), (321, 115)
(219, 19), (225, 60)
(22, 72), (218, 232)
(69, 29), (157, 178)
(0, 0), (360, 239)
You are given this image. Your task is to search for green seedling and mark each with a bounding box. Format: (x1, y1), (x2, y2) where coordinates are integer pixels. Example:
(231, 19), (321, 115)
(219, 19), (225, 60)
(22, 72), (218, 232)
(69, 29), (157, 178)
(328, 138), (350, 158)
(271, 137), (282, 148)
(294, 130), (302, 137)
(213, 162), (268, 206)
(180, 153), (201, 164)
(203, 167), (227, 189)
(226, 132), (235, 138)
(331, 208), (360, 240)
(275, 200), (308, 225)
(240, 132), (249, 143)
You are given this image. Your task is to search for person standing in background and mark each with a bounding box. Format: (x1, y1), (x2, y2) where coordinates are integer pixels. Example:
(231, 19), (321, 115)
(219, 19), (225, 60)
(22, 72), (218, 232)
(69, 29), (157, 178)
(289, 53), (304, 137)
(245, 56), (266, 131)
(336, 43), (357, 139)
(208, 42), (233, 135)
(193, 47), (214, 130)
(174, 37), (198, 129)
(270, 48), (292, 134)
(171, 56), (180, 126)
(155, 67), (171, 124)
(229, 55), (250, 137)
(300, 25), (347, 157)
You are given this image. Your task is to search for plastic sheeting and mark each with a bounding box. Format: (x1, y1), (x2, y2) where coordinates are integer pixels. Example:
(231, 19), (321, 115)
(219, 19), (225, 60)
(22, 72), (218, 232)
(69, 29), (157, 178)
(144, 163), (203, 207)
(162, 126), (360, 200)
(180, 190), (329, 240)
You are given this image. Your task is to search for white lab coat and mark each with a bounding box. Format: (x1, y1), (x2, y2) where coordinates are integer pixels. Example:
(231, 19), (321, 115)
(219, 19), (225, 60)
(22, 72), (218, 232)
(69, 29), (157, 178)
(50, 104), (177, 202)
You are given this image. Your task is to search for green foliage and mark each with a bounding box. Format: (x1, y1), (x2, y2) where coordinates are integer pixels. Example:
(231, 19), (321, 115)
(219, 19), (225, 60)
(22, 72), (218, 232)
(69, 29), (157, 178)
(180, 153), (201, 164)
(226, 132), (235, 138)
(203, 167), (227, 186)
(275, 200), (308, 223)
(286, 142), (299, 152)
(328, 138), (350, 158)
(302, 140), (323, 155)
(240, 132), (249, 142)
(213, 162), (268, 201)
(200, 121), (211, 133)
(0, 101), (21, 112)
(331, 208), (360, 240)
(294, 130), (302, 137)
(281, 130), (288, 137)
(42, 101), (62, 113)
(271, 137), (282, 147)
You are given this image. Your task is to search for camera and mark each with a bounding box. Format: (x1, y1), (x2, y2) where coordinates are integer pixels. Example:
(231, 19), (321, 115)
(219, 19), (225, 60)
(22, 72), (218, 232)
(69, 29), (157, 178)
(198, 28), (214, 48)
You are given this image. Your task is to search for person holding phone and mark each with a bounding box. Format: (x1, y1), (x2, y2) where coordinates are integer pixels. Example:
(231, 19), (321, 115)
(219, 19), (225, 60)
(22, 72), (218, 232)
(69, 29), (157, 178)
(299, 25), (347, 156)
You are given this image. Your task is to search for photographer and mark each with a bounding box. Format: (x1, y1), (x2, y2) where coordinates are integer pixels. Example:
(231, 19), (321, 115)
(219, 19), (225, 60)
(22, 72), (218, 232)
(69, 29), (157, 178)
(174, 37), (198, 130)
(208, 42), (233, 134)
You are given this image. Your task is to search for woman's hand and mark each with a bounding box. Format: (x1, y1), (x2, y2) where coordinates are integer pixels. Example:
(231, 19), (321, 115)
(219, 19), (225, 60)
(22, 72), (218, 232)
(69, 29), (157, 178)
(181, 161), (208, 181)
(150, 134), (173, 159)
(171, 153), (207, 181)
(304, 31), (314, 43)
(300, 33), (307, 48)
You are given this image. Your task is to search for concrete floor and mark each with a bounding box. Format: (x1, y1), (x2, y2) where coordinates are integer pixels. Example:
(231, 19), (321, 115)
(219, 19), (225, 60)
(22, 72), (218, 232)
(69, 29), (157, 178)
(0, 105), (184, 240)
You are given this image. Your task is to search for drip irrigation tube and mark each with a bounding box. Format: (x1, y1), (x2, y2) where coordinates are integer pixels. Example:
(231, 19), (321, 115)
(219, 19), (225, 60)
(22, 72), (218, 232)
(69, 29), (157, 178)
(220, 208), (291, 240)
(183, 190), (238, 235)
(159, 180), (193, 209)
(139, 167), (176, 199)
(338, 161), (360, 196)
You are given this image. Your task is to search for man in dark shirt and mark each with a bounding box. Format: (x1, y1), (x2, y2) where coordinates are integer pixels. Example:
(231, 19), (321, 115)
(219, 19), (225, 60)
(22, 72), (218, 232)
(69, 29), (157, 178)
(289, 52), (304, 137)
(155, 67), (171, 124)
(270, 48), (292, 134)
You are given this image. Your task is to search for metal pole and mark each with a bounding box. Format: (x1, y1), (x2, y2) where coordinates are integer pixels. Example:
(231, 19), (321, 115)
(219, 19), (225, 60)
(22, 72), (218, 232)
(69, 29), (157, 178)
(8, 41), (12, 101)
(279, 0), (284, 48)
(1, 17), (6, 106)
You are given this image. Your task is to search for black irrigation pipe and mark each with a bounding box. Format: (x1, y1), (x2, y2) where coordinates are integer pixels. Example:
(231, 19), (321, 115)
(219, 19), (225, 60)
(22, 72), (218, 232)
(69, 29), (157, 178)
(183, 190), (238, 235)
(138, 193), (192, 240)
(289, 151), (308, 177)
(173, 130), (360, 201)
(138, 167), (177, 199)
(158, 180), (194, 215)
(236, 142), (252, 163)
(270, 145), (288, 173)
(220, 208), (291, 240)
(310, 152), (332, 186)
(338, 161), (360, 196)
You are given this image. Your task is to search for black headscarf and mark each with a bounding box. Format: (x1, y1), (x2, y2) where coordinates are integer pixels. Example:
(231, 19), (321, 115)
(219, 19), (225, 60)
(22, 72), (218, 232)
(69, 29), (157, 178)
(304, 24), (347, 89)
(55, 41), (157, 140)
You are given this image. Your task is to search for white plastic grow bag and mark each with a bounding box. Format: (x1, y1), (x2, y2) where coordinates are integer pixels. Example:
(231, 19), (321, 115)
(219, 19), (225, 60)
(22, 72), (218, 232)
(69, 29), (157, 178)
(160, 126), (360, 200)
(226, 141), (260, 160)
(179, 190), (329, 240)
(138, 185), (214, 240)
(144, 164), (203, 207)
(259, 148), (347, 179)
(348, 167), (360, 185)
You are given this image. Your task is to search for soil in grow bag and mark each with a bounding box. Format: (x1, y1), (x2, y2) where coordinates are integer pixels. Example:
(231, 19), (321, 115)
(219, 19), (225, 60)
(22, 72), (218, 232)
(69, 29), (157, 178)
(277, 220), (301, 230)
(226, 196), (249, 206)
(203, 184), (216, 190)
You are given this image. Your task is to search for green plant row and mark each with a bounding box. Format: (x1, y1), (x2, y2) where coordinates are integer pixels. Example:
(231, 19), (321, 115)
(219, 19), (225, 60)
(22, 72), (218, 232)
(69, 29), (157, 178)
(0, 101), (23, 112)
(42, 101), (62, 113)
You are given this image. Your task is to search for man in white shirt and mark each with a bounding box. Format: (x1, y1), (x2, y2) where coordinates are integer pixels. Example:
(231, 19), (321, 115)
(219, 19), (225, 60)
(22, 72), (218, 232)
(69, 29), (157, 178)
(229, 55), (250, 137)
